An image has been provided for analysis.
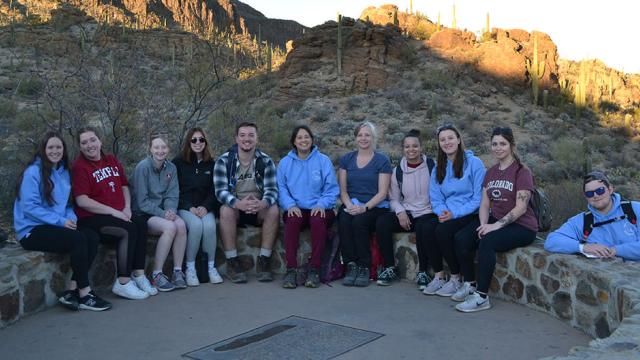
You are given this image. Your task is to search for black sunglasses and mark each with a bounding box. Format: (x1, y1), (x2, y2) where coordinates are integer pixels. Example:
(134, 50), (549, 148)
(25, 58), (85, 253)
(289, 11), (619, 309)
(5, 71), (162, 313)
(190, 137), (206, 144)
(584, 187), (606, 198)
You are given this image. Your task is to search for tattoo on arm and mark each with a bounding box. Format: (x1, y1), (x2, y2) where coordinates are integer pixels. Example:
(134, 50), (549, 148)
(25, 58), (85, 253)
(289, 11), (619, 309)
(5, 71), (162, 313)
(497, 213), (515, 226)
(517, 191), (531, 203)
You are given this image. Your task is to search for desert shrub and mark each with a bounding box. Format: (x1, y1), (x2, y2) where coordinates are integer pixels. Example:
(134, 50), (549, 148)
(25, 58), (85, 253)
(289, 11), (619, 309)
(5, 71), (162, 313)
(16, 76), (44, 98)
(549, 137), (584, 177)
(346, 95), (365, 111)
(0, 99), (17, 120)
(544, 179), (584, 231)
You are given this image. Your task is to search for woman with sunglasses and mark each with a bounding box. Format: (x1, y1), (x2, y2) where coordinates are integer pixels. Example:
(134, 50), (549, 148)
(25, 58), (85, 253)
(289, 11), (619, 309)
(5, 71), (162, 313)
(132, 134), (187, 292)
(173, 128), (223, 286)
(277, 125), (339, 289)
(452, 126), (538, 312)
(14, 131), (111, 311)
(338, 121), (392, 287)
(72, 127), (152, 300)
(422, 124), (486, 297)
(375, 129), (437, 288)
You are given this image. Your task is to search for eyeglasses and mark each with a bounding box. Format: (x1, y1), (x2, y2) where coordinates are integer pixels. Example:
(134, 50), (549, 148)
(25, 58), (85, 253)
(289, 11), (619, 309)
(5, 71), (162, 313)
(190, 137), (206, 144)
(584, 187), (607, 198)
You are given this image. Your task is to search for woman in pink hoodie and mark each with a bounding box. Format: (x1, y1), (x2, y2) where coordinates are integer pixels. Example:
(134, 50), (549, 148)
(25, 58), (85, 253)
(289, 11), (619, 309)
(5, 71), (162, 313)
(375, 130), (437, 288)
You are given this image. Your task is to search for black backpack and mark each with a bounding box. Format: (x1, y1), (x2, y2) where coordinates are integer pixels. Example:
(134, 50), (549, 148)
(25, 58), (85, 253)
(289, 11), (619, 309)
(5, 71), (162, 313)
(395, 157), (435, 199)
(581, 200), (637, 242)
(516, 165), (552, 232)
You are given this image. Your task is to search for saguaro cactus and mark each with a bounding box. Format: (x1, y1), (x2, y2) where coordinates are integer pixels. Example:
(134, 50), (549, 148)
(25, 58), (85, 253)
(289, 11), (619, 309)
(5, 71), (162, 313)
(437, 12), (441, 31)
(267, 43), (272, 73)
(452, 4), (457, 29)
(337, 12), (342, 75)
(525, 35), (545, 105)
(575, 62), (590, 118)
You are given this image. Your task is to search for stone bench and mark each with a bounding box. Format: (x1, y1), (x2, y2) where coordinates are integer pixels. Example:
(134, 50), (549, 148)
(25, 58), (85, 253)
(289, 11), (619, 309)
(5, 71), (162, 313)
(2, 230), (640, 359)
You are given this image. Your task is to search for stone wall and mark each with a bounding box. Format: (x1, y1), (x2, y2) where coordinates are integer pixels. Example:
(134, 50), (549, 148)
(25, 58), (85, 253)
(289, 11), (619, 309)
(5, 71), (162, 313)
(2, 228), (640, 358)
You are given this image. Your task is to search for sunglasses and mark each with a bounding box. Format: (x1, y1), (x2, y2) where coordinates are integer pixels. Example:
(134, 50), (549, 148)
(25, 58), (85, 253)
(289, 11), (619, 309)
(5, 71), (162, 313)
(190, 137), (206, 144)
(584, 187), (606, 198)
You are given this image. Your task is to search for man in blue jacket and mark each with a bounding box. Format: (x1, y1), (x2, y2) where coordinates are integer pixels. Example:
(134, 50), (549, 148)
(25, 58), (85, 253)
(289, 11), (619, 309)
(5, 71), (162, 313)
(545, 171), (640, 261)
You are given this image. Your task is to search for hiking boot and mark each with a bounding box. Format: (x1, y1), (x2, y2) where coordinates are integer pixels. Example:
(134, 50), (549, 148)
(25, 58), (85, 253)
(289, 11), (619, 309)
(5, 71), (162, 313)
(422, 276), (446, 295)
(185, 268), (200, 287)
(58, 289), (79, 311)
(435, 277), (462, 297)
(112, 280), (149, 300)
(282, 268), (297, 289)
(305, 268), (320, 288)
(208, 268), (223, 284)
(79, 291), (112, 311)
(455, 292), (491, 313)
(226, 257), (247, 284)
(342, 262), (358, 286)
(171, 270), (188, 289)
(354, 265), (370, 287)
(376, 266), (398, 286)
(256, 255), (273, 282)
(152, 273), (176, 292)
(416, 271), (431, 291)
(133, 274), (158, 296)
(451, 281), (476, 302)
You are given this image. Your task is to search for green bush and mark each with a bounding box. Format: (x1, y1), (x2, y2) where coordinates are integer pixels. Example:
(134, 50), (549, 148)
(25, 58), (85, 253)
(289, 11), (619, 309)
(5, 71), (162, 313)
(16, 76), (44, 98)
(0, 99), (17, 119)
(549, 137), (583, 177)
(544, 179), (585, 230)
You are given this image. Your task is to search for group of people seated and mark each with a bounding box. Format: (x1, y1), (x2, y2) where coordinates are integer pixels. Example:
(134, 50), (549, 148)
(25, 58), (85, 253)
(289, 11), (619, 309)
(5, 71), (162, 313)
(12, 120), (640, 314)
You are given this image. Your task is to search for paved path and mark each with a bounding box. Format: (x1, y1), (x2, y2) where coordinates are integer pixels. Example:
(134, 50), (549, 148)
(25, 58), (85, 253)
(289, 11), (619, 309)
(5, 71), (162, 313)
(0, 280), (590, 360)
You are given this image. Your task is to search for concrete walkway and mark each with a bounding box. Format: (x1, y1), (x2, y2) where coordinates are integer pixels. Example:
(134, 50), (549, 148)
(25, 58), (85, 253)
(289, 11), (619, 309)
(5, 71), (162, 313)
(0, 279), (590, 360)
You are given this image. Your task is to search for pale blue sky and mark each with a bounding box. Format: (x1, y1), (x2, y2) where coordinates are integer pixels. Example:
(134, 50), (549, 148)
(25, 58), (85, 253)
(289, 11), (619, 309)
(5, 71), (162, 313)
(243, 0), (640, 73)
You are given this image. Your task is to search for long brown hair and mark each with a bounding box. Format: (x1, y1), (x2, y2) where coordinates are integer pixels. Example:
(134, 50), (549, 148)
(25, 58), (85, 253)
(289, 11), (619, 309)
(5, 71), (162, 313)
(15, 131), (70, 205)
(491, 126), (521, 166)
(181, 127), (212, 162)
(435, 124), (465, 183)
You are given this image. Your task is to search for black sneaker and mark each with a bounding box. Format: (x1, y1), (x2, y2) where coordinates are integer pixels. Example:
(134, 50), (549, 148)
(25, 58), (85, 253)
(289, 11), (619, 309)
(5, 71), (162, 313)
(282, 268), (297, 289)
(226, 257), (247, 284)
(376, 266), (398, 286)
(354, 265), (370, 287)
(416, 271), (432, 290)
(79, 291), (112, 311)
(342, 262), (358, 286)
(256, 255), (273, 282)
(58, 289), (79, 311)
(305, 268), (320, 288)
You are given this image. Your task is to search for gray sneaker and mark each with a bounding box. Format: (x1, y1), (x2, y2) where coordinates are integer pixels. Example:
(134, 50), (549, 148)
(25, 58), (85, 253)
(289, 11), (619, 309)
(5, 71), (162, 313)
(456, 292), (491, 313)
(282, 268), (297, 289)
(422, 276), (446, 295)
(342, 262), (358, 286)
(171, 270), (188, 289)
(152, 273), (175, 292)
(305, 268), (320, 288)
(354, 265), (370, 287)
(256, 255), (273, 282)
(226, 257), (247, 284)
(435, 278), (462, 297)
(451, 281), (476, 302)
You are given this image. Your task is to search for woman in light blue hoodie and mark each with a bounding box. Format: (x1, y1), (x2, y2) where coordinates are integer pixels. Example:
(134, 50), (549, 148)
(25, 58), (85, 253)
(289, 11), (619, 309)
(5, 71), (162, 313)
(422, 124), (486, 297)
(14, 132), (111, 311)
(277, 125), (339, 289)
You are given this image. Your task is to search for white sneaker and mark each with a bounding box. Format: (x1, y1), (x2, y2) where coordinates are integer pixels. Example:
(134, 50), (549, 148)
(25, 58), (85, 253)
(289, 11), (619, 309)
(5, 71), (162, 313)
(209, 268), (223, 284)
(422, 277), (446, 295)
(186, 268), (200, 287)
(456, 292), (491, 313)
(133, 274), (159, 296)
(112, 280), (149, 300)
(451, 281), (476, 302)
(435, 277), (462, 297)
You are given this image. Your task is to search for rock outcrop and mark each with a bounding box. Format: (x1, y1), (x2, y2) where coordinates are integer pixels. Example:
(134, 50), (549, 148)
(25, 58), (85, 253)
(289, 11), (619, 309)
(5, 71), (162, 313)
(273, 17), (413, 106)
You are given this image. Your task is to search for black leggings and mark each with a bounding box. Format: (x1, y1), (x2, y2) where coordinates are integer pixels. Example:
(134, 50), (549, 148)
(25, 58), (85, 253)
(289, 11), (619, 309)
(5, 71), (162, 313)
(338, 207), (387, 267)
(78, 215), (148, 277)
(455, 217), (536, 293)
(20, 225), (99, 289)
(426, 213), (478, 274)
(375, 212), (437, 271)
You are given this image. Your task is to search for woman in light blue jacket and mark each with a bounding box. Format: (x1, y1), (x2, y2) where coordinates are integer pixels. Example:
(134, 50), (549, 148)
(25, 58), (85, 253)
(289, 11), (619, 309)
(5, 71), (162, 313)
(14, 131), (110, 311)
(277, 125), (339, 289)
(422, 124), (486, 297)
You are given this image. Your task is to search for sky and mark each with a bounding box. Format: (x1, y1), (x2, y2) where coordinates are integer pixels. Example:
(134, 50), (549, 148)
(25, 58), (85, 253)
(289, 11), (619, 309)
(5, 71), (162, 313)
(242, 0), (640, 74)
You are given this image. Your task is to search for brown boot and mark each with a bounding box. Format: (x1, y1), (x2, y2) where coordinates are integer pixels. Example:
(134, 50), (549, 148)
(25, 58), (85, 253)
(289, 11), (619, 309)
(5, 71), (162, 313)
(256, 255), (273, 282)
(225, 257), (247, 284)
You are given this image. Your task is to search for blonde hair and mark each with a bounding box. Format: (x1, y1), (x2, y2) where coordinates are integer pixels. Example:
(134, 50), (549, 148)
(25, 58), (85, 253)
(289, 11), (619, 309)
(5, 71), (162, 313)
(354, 121), (377, 149)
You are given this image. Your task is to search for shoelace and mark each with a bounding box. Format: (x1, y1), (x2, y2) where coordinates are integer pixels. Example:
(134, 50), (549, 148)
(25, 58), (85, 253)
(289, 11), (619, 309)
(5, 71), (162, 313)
(379, 268), (395, 279)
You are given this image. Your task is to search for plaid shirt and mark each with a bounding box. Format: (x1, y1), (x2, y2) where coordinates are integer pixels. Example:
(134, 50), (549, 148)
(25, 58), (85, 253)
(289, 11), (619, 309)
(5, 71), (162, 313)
(213, 147), (278, 208)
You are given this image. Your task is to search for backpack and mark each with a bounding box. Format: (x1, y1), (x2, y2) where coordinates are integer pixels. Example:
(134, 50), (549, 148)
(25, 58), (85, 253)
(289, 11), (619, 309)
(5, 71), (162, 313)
(581, 200), (637, 242)
(395, 157), (435, 199)
(516, 165), (553, 232)
(297, 229), (344, 285)
(226, 145), (266, 193)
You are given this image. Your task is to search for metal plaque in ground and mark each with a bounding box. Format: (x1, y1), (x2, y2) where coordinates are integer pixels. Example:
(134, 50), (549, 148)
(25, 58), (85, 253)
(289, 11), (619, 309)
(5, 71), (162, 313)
(183, 315), (384, 360)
